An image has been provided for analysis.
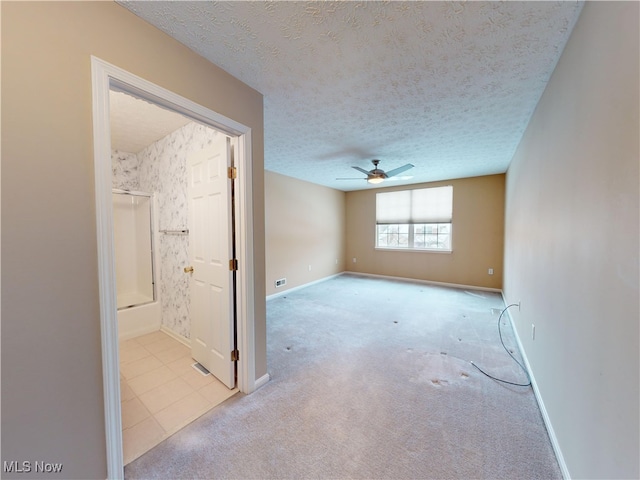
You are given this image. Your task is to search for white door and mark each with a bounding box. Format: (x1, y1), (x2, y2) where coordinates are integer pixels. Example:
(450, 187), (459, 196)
(187, 135), (235, 388)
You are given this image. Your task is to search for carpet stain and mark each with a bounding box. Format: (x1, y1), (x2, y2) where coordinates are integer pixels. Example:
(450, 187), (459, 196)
(128, 275), (561, 480)
(414, 353), (473, 388)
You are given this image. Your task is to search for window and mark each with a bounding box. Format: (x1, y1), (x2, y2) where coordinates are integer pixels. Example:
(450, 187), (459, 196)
(376, 186), (453, 251)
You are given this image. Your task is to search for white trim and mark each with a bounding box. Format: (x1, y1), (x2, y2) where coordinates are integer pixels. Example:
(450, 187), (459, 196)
(254, 373), (271, 390)
(374, 247), (452, 254)
(92, 56), (124, 480)
(266, 273), (344, 301)
(231, 134), (258, 394)
(501, 293), (570, 480)
(91, 56), (258, 479)
(160, 326), (191, 348)
(346, 271), (502, 293)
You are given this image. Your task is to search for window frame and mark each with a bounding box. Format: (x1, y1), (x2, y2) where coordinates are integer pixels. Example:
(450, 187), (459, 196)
(375, 186), (453, 253)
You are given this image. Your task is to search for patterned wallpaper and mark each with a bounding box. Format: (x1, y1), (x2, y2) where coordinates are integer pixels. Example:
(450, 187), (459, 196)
(112, 151), (139, 191)
(112, 122), (223, 339)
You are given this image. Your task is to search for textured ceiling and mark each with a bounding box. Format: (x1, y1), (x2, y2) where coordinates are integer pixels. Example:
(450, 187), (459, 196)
(110, 90), (191, 153)
(118, 1), (583, 191)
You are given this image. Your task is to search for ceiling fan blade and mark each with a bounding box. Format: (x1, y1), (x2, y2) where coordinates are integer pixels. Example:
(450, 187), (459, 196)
(385, 163), (414, 178)
(352, 166), (372, 175)
(336, 177), (366, 180)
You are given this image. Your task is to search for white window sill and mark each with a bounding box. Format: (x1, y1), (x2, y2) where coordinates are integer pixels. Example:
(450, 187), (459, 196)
(375, 247), (452, 254)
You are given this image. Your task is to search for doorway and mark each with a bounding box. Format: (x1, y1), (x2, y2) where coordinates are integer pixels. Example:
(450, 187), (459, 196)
(92, 57), (260, 479)
(110, 90), (238, 463)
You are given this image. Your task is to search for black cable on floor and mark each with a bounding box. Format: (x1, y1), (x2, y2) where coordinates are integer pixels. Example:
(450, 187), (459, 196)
(470, 303), (532, 387)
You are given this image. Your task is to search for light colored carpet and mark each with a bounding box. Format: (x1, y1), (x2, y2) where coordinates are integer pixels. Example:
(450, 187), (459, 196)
(125, 274), (560, 479)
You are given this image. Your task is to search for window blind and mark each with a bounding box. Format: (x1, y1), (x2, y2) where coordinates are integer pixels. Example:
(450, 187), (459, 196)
(376, 186), (453, 224)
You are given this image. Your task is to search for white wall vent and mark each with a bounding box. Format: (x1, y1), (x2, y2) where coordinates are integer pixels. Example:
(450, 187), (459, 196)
(275, 278), (287, 288)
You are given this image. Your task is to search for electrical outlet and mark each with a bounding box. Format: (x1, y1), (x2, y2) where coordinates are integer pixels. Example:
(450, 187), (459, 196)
(308, 265), (312, 272)
(275, 278), (287, 288)
(352, 257), (357, 263)
(488, 268), (494, 275)
(531, 324), (535, 340)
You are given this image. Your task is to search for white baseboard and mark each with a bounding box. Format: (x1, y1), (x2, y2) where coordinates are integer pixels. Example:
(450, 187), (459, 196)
(160, 325), (191, 348)
(266, 273), (344, 301)
(347, 271), (502, 293)
(267, 271), (500, 302)
(501, 293), (570, 480)
(254, 373), (270, 390)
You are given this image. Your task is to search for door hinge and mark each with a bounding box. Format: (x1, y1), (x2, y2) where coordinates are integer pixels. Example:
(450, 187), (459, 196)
(231, 349), (240, 362)
(229, 259), (238, 271)
(228, 166), (237, 179)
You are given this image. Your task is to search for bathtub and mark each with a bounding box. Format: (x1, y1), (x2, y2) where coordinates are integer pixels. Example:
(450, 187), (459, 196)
(113, 189), (161, 340)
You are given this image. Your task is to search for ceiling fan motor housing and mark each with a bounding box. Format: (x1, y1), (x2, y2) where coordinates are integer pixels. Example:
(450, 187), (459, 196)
(337, 159), (414, 183)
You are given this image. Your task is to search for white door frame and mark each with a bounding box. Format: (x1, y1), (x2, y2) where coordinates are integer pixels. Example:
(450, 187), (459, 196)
(91, 56), (258, 479)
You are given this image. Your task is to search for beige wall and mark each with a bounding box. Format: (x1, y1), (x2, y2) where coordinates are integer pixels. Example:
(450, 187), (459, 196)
(265, 171), (346, 297)
(1, 2), (265, 479)
(346, 175), (505, 289)
(503, 2), (639, 479)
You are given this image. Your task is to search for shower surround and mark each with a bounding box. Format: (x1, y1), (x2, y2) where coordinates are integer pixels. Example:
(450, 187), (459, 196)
(113, 122), (222, 340)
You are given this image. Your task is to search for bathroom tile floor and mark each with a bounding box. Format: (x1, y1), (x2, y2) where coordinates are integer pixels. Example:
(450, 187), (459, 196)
(120, 331), (238, 465)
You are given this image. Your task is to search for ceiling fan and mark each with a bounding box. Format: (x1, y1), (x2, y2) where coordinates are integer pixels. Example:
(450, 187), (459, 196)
(337, 159), (415, 184)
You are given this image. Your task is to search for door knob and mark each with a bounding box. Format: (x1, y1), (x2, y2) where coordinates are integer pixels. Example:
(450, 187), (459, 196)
(184, 266), (194, 273)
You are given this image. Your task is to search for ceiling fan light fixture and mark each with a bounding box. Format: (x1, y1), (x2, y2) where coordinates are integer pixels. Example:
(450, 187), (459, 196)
(338, 159), (414, 184)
